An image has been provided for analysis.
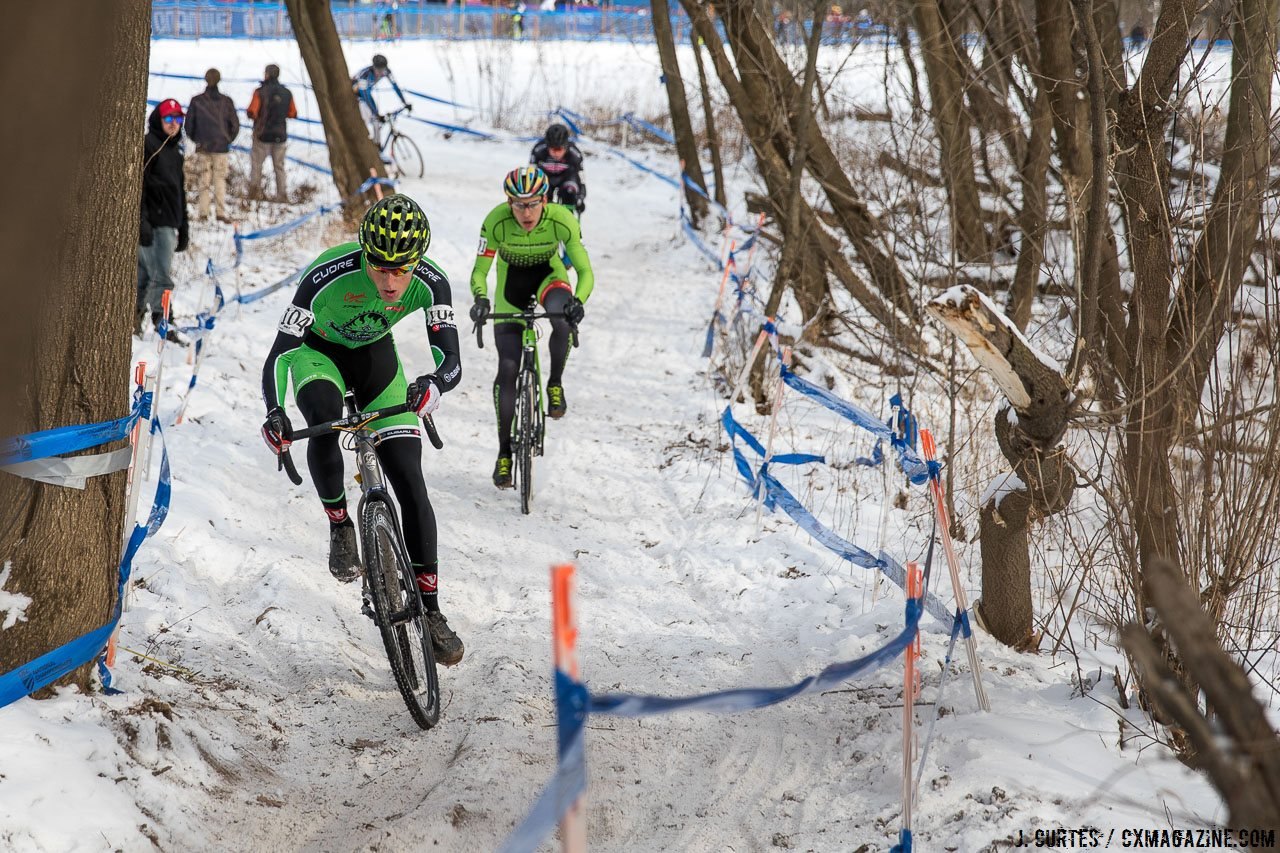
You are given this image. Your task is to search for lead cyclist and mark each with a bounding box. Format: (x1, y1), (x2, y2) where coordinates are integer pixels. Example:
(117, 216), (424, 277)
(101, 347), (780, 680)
(259, 193), (465, 666)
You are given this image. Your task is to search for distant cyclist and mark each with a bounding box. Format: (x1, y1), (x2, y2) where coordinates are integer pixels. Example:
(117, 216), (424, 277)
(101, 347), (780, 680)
(351, 54), (411, 138)
(469, 166), (595, 488)
(530, 123), (586, 213)
(259, 194), (464, 666)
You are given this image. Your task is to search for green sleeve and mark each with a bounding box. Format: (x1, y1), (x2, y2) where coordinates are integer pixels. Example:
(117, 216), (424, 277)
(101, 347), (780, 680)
(469, 205), (502, 299)
(562, 213), (595, 303)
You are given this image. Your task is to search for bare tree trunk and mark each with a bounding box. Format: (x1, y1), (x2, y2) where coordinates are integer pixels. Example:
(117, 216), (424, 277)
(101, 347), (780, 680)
(0, 0), (150, 692)
(651, 0), (709, 225)
(894, 1), (925, 117)
(286, 0), (386, 214)
(1167, 0), (1277, 433)
(914, 0), (988, 260)
(690, 30), (727, 209)
(1122, 558), (1280, 826)
(776, 1), (827, 299)
(928, 287), (1075, 648)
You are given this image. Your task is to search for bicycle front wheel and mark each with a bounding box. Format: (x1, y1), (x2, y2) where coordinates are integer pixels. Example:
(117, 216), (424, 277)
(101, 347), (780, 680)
(516, 369), (536, 515)
(362, 499), (440, 729)
(391, 132), (424, 179)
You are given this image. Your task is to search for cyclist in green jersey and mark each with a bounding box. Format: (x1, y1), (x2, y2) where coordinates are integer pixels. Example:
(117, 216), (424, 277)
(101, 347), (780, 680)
(469, 166), (595, 488)
(259, 194), (465, 666)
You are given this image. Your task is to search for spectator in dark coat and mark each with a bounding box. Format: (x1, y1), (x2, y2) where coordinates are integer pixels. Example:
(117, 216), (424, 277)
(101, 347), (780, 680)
(185, 68), (240, 222)
(246, 64), (298, 201)
(138, 98), (190, 342)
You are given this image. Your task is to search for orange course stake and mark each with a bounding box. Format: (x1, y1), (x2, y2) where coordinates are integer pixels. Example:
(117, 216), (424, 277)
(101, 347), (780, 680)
(551, 564), (586, 853)
(902, 560), (923, 837)
(920, 429), (991, 711)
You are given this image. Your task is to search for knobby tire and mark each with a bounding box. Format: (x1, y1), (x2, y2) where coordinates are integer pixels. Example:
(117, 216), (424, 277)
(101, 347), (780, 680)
(362, 499), (440, 729)
(517, 369), (535, 515)
(391, 133), (424, 179)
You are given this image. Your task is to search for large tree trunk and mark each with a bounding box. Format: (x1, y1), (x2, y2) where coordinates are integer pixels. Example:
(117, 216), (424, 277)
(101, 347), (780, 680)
(914, 0), (988, 261)
(286, 0), (386, 214)
(690, 30), (727, 209)
(651, 0), (709, 226)
(0, 1), (151, 693)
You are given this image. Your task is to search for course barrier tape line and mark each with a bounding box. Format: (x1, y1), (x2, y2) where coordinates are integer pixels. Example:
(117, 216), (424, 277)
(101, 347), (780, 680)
(721, 405), (957, 632)
(777, 365), (934, 485)
(0, 394), (148, 467)
(149, 71), (470, 113)
(681, 212), (724, 268)
(502, 595), (927, 851)
(0, 398), (172, 708)
(402, 114), (495, 138)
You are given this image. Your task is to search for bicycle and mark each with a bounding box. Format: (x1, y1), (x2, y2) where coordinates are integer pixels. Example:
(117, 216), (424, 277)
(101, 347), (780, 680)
(376, 106), (424, 179)
(277, 389), (444, 729)
(474, 305), (578, 515)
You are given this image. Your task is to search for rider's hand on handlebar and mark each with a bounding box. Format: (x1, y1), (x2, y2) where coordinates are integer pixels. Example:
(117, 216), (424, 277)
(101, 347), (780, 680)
(564, 297), (585, 325)
(469, 296), (490, 324)
(407, 377), (442, 417)
(261, 406), (293, 456)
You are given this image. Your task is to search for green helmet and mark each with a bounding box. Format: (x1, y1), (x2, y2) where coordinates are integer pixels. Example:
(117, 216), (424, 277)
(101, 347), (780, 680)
(359, 194), (430, 267)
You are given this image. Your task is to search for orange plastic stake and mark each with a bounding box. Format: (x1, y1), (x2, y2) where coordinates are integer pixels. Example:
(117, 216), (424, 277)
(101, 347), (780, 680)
(920, 428), (990, 711)
(550, 564), (586, 853)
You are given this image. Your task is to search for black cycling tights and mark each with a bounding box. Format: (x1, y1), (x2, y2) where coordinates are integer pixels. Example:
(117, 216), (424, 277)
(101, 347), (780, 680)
(493, 286), (573, 456)
(297, 379), (438, 572)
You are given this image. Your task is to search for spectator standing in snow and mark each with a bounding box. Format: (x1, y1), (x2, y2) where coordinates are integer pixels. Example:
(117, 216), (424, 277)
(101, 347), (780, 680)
(246, 64), (298, 202)
(184, 68), (240, 223)
(138, 98), (189, 343)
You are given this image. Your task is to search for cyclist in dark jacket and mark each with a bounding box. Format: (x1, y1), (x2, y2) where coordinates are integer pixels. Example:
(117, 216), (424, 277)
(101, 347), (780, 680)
(184, 68), (239, 221)
(138, 98), (189, 342)
(529, 123), (586, 212)
(351, 54), (410, 138)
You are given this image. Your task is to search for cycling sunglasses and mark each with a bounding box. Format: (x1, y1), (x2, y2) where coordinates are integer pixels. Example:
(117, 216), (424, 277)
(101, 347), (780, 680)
(367, 256), (416, 276)
(510, 199), (544, 212)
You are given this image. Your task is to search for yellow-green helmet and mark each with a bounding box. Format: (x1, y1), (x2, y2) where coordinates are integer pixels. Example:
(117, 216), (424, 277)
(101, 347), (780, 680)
(359, 194), (430, 267)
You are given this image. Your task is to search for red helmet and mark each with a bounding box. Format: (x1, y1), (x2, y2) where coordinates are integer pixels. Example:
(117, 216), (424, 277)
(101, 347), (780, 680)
(157, 98), (185, 119)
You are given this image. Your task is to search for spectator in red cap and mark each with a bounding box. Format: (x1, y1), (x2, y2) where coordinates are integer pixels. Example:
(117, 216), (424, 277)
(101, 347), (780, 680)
(137, 98), (190, 343)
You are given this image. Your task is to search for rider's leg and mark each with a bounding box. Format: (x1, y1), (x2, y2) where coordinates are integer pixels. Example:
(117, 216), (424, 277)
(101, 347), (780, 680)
(493, 323), (523, 457)
(291, 349), (350, 520)
(376, 436), (441, 609)
(539, 281), (574, 386)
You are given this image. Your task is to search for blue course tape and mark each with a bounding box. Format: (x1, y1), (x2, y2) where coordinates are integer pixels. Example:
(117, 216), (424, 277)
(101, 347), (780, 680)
(1, 399), (145, 466)
(235, 267), (304, 305)
(403, 114), (495, 138)
(1, 412), (172, 707)
(228, 143), (330, 175)
(622, 113), (674, 144)
(589, 596), (923, 717)
(681, 213), (723, 267)
(779, 366), (932, 485)
(402, 87), (473, 110)
(499, 669), (588, 853)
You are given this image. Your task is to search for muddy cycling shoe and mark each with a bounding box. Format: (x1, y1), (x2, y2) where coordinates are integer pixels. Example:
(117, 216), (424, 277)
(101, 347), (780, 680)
(546, 384), (567, 419)
(426, 611), (465, 666)
(328, 522), (361, 583)
(493, 455), (514, 489)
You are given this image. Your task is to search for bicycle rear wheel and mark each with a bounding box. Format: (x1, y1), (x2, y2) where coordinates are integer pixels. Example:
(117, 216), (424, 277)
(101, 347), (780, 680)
(391, 132), (424, 179)
(516, 369), (536, 515)
(362, 499), (440, 729)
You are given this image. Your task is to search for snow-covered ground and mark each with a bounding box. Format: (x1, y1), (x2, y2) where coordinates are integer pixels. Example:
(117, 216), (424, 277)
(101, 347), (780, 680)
(0, 38), (1228, 853)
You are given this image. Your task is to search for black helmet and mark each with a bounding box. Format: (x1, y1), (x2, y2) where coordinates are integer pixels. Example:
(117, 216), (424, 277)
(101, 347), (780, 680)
(359, 194), (430, 268)
(544, 123), (570, 148)
(372, 54), (389, 70)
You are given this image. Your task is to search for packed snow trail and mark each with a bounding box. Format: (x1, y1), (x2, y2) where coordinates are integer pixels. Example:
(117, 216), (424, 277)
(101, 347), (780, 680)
(0, 39), (1226, 853)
